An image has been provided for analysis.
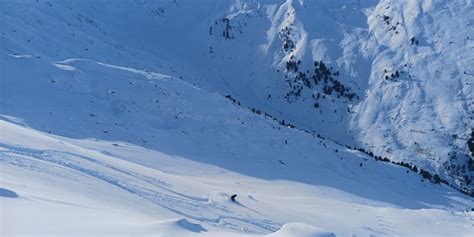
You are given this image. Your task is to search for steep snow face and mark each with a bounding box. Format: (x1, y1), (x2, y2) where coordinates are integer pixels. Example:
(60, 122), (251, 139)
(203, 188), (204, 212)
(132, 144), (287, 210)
(1, 0), (474, 236)
(350, 0), (474, 190)
(0, 59), (472, 235)
(0, 0), (374, 147)
(203, 0), (474, 191)
(205, 0), (375, 144)
(0, 0), (376, 144)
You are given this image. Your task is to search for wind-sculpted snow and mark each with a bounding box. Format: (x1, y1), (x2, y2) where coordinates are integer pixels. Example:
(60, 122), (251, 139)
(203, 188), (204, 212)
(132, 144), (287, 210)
(1, 105), (472, 235)
(1, 0), (473, 236)
(268, 223), (335, 237)
(350, 0), (474, 193)
(1, 0), (471, 191)
(0, 144), (280, 234)
(0, 188), (18, 198)
(54, 58), (173, 80)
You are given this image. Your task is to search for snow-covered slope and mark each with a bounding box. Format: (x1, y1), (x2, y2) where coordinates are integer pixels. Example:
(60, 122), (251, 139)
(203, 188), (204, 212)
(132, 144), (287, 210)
(1, 0), (472, 190)
(1, 0), (473, 236)
(350, 0), (474, 193)
(202, 0), (474, 192)
(1, 55), (472, 235)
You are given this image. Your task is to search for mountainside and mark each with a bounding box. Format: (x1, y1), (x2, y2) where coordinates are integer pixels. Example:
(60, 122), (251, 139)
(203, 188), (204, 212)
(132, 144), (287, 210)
(2, 0), (472, 191)
(200, 0), (474, 193)
(351, 0), (474, 193)
(1, 0), (473, 236)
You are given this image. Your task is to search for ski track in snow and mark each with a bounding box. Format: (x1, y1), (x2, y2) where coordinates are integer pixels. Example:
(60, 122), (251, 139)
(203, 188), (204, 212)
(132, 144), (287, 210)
(375, 215), (398, 236)
(0, 143), (281, 234)
(1, 1), (474, 236)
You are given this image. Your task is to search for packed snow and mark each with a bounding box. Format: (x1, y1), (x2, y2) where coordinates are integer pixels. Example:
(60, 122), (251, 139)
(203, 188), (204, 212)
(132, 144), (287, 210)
(1, 0), (473, 236)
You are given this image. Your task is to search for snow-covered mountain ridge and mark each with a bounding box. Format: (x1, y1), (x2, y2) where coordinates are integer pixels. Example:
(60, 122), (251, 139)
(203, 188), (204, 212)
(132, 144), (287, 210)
(1, 0), (473, 236)
(205, 0), (474, 193)
(352, 0), (474, 194)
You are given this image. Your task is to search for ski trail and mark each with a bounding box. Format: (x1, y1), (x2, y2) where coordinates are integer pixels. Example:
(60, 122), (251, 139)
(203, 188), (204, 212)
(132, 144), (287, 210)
(376, 215), (398, 236)
(0, 144), (281, 234)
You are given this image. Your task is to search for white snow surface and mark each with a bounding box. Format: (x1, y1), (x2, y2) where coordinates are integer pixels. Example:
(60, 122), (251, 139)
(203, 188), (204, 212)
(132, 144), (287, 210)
(1, 0), (473, 236)
(1, 0), (472, 186)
